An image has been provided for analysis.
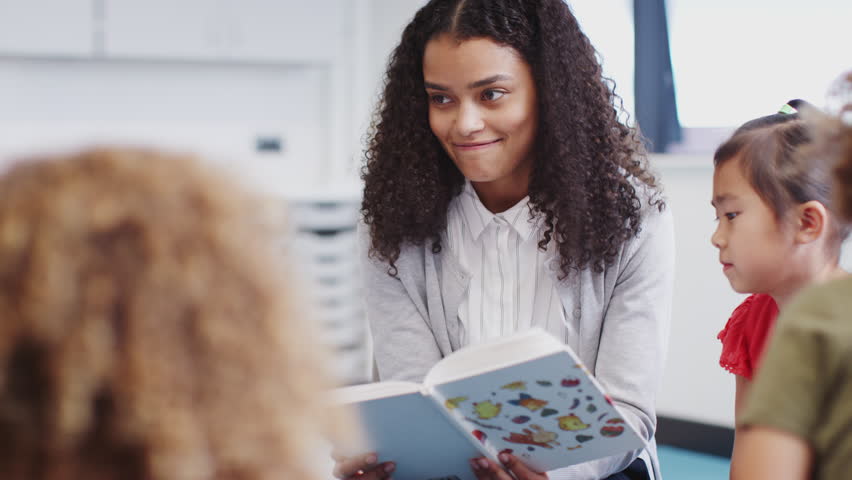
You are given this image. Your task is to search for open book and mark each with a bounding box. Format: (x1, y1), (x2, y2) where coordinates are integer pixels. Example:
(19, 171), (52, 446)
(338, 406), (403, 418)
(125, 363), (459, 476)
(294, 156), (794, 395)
(333, 329), (646, 480)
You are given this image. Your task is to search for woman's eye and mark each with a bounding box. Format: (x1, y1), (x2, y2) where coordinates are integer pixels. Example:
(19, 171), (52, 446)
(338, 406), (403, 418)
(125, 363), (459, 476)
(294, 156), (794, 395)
(725, 212), (739, 220)
(482, 89), (505, 101)
(430, 94), (452, 105)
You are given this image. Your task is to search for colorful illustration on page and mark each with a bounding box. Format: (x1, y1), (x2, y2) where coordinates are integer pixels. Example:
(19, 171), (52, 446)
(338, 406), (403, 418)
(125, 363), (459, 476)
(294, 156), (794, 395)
(502, 424), (561, 449)
(435, 356), (636, 464)
(507, 393), (548, 411)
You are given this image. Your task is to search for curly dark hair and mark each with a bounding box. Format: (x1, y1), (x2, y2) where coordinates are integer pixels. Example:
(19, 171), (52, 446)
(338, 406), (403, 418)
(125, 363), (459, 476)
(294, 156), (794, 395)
(361, 0), (663, 277)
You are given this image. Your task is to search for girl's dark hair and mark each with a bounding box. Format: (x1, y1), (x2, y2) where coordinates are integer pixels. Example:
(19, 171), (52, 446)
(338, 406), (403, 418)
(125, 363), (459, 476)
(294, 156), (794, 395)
(714, 100), (850, 256)
(361, 0), (663, 278)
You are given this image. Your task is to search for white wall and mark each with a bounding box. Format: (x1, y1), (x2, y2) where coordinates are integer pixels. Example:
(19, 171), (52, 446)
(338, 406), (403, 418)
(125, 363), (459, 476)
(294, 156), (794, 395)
(0, 59), (329, 192)
(0, 0), (359, 197)
(654, 157), (741, 427)
(348, 0), (427, 170)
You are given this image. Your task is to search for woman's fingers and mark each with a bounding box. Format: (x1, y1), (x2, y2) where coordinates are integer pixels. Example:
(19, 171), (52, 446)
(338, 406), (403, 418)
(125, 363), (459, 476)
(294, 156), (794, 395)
(329, 448), (353, 462)
(499, 453), (548, 480)
(339, 462), (395, 480)
(373, 461), (397, 479)
(470, 457), (491, 480)
(470, 457), (513, 480)
(469, 454), (548, 480)
(331, 452), (382, 479)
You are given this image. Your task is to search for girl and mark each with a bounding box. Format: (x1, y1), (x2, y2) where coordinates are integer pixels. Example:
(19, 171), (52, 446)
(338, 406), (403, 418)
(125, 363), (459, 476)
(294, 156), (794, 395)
(336, 1), (675, 479)
(732, 76), (852, 480)
(711, 100), (849, 472)
(0, 148), (344, 480)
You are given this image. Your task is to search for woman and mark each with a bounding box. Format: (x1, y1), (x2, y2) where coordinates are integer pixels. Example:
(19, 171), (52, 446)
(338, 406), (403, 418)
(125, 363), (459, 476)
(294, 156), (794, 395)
(339, 1), (674, 479)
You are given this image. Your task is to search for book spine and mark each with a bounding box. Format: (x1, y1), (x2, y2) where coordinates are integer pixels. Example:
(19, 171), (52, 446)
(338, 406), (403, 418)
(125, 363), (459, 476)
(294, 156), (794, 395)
(422, 385), (502, 465)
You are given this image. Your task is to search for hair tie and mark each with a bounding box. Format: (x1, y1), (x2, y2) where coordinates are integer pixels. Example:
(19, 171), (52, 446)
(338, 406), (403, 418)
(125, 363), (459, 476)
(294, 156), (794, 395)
(778, 103), (798, 114)
(778, 99), (808, 115)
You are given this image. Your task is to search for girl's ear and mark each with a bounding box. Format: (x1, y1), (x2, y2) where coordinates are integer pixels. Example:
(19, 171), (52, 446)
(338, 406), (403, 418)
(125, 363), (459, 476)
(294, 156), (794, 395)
(793, 200), (828, 244)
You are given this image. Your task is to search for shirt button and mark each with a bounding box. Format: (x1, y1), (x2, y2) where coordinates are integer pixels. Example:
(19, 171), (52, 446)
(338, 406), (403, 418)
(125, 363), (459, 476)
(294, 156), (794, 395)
(573, 308), (581, 319)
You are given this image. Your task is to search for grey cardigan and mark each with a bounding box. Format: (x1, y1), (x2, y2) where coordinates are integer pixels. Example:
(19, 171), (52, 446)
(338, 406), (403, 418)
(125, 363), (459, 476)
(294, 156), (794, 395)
(360, 201), (675, 480)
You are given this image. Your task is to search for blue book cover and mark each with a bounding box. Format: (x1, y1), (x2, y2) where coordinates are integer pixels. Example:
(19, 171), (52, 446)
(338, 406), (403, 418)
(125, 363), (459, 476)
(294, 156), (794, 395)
(333, 329), (646, 480)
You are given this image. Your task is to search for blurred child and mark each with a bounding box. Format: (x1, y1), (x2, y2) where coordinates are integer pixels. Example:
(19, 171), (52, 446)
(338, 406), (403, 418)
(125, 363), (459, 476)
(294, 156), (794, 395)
(710, 100), (849, 461)
(0, 148), (342, 480)
(732, 74), (852, 480)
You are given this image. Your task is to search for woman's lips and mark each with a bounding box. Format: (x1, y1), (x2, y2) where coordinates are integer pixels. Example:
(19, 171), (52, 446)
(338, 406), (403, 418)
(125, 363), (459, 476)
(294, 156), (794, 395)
(722, 262), (733, 272)
(453, 139), (502, 150)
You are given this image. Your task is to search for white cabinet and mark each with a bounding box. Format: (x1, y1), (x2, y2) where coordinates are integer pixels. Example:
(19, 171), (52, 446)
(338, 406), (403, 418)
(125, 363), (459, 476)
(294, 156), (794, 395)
(102, 0), (220, 61)
(219, 0), (345, 63)
(0, 0), (350, 63)
(103, 0), (346, 63)
(0, 0), (95, 57)
(287, 197), (369, 385)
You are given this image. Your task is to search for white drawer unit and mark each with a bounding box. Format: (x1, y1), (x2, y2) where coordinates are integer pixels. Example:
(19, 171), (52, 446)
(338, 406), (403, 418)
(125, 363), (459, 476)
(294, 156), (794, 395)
(286, 195), (368, 385)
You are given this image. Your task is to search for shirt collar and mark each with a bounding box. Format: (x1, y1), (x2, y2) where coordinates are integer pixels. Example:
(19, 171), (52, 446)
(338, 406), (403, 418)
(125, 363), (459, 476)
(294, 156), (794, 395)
(458, 180), (535, 242)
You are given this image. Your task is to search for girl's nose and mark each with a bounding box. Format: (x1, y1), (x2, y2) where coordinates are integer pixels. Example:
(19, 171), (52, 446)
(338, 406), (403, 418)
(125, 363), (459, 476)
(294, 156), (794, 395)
(455, 102), (485, 137)
(711, 225), (725, 249)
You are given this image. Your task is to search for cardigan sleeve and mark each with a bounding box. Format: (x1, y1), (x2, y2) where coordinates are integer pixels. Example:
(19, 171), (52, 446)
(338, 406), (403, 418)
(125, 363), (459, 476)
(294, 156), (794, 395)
(358, 222), (443, 383)
(549, 202), (675, 480)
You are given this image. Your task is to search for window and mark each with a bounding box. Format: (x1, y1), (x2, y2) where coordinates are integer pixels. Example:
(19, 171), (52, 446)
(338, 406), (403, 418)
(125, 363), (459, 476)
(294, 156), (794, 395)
(669, 0), (851, 128)
(572, 1), (851, 152)
(569, 0), (636, 124)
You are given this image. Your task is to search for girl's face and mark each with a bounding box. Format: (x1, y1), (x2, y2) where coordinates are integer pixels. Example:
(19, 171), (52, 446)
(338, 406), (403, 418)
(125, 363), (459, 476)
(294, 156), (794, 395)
(423, 34), (537, 210)
(711, 156), (798, 295)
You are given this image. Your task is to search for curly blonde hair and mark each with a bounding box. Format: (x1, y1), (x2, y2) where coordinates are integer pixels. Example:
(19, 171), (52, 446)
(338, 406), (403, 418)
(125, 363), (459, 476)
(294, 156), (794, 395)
(0, 148), (339, 479)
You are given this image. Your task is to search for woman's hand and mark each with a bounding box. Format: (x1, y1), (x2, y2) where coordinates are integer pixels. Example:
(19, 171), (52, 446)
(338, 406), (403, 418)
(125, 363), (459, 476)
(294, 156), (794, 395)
(470, 453), (548, 480)
(331, 451), (396, 480)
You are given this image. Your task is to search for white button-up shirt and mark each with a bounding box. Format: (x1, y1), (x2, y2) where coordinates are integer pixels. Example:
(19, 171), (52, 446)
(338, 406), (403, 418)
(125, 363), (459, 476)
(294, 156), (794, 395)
(444, 181), (567, 346)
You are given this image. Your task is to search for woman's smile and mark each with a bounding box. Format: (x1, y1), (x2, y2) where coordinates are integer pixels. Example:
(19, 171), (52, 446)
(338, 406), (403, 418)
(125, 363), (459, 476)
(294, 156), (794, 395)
(453, 139), (503, 150)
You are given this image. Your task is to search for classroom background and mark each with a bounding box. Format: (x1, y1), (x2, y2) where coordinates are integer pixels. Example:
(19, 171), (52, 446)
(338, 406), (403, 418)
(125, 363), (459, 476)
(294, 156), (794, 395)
(1, 1), (849, 478)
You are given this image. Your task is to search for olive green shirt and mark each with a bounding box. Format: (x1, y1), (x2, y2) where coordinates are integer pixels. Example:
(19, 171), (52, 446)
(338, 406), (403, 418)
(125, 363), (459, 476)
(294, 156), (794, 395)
(739, 276), (852, 479)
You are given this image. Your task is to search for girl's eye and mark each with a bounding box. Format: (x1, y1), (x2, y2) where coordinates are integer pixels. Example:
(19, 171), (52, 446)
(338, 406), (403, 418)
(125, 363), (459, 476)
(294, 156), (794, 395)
(725, 212), (739, 221)
(430, 94), (452, 105)
(481, 89), (505, 101)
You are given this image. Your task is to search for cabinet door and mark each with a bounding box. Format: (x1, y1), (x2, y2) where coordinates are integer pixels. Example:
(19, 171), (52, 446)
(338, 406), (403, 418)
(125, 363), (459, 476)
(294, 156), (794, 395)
(220, 0), (346, 63)
(103, 0), (222, 60)
(0, 0), (94, 57)
(104, 0), (346, 64)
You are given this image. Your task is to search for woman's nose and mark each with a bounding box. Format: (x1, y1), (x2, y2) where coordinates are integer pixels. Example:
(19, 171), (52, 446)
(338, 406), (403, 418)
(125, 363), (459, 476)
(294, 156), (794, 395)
(454, 102), (485, 137)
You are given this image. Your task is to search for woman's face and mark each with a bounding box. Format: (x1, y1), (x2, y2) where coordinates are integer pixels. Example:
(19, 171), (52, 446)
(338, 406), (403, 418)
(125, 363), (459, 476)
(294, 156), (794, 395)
(423, 34), (537, 210)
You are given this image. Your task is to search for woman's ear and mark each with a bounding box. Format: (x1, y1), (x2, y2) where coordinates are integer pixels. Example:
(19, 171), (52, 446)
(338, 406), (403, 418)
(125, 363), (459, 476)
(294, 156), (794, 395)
(793, 200), (829, 244)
